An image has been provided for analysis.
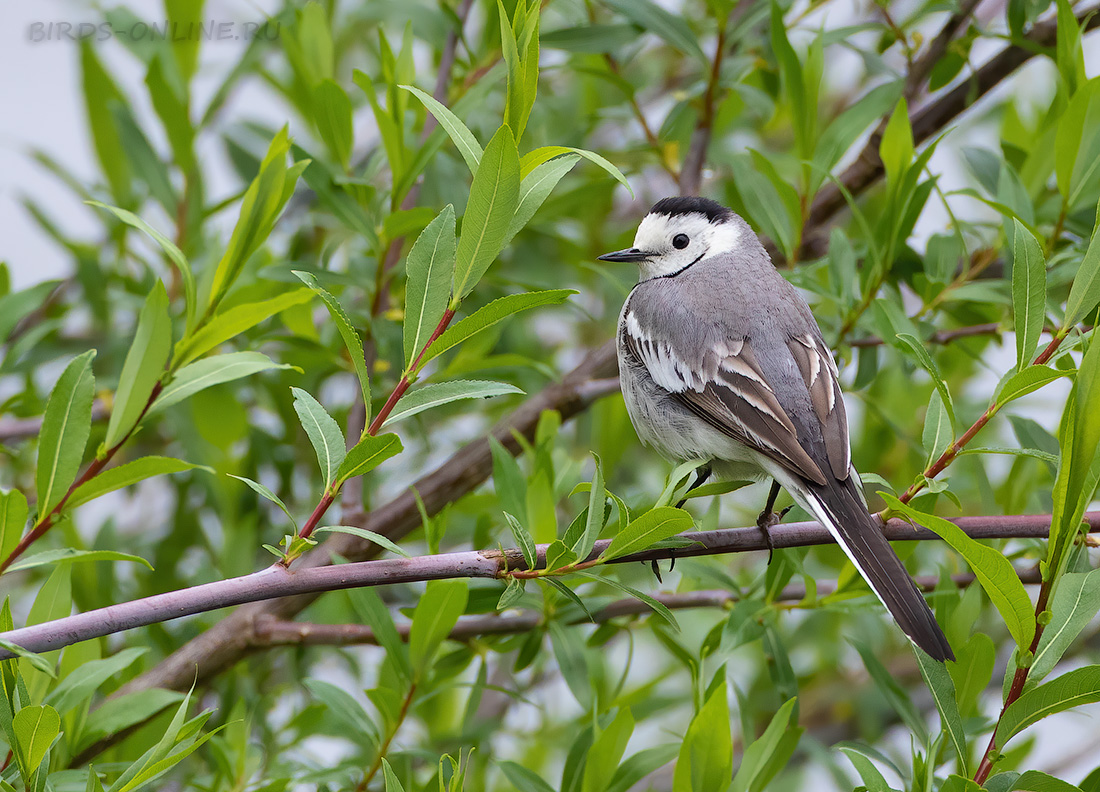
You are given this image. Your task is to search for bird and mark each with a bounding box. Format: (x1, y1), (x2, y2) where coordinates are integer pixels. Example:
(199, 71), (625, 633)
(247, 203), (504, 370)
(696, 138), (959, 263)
(598, 196), (954, 662)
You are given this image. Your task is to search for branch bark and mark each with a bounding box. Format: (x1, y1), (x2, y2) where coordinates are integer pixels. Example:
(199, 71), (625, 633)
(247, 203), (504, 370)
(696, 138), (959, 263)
(3, 511), (1090, 660)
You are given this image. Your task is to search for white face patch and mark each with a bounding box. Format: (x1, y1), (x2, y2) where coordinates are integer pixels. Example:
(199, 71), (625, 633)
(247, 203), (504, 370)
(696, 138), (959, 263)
(632, 212), (742, 280)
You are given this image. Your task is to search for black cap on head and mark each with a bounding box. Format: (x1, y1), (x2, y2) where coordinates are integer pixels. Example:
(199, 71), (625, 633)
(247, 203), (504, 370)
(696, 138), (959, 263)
(648, 196), (733, 224)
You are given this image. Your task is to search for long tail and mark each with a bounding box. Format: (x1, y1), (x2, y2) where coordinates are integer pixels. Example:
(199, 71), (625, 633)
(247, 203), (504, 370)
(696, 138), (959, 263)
(801, 477), (954, 662)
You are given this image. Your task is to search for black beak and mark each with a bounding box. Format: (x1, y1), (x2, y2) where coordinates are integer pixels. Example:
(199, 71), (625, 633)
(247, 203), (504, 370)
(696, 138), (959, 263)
(597, 247), (650, 263)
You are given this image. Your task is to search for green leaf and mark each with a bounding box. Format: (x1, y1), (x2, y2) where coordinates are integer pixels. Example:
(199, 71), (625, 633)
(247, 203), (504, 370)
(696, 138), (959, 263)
(922, 389), (953, 466)
(577, 571), (679, 631)
(853, 641), (928, 743)
(87, 202), (195, 329)
(12, 705), (59, 776)
(348, 588), (411, 684)
(146, 53), (195, 175)
(812, 81), (903, 195)
(45, 647), (147, 716)
(574, 455), (605, 560)
(315, 526), (410, 558)
(1012, 770), (1085, 792)
(914, 647), (968, 775)
(673, 683), (733, 792)
(497, 577), (526, 610)
(313, 79), (353, 169)
(895, 333), (955, 424)
(838, 744), (895, 792)
(506, 155), (579, 243)
(8, 549), (152, 573)
(303, 678), (378, 744)
(603, 507), (693, 561)
(994, 366), (1073, 406)
(518, 145), (632, 195)
(417, 289), (575, 369)
(0, 491), (27, 572)
(1032, 570), (1100, 682)
(607, 0), (705, 61)
(36, 351), (96, 516)
(539, 24), (637, 53)
(403, 205), (457, 369)
(104, 283), (172, 448)
(582, 708), (634, 792)
(292, 271), (371, 418)
(1010, 220), (1047, 371)
(451, 126), (521, 299)
(497, 761), (556, 792)
(208, 128), (300, 310)
(880, 98), (914, 186)
(173, 288), (313, 368)
(400, 84), (482, 173)
(1063, 203), (1100, 331)
(81, 41), (131, 204)
(382, 758), (407, 792)
(504, 513), (536, 570)
(1055, 78), (1100, 209)
(151, 352), (297, 414)
(606, 745), (680, 792)
(730, 698), (799, 792)
(408, 579), (468, 676)
(998, 665), (1100, 749)
(290, 388), (346, 490)
(883, 495), (1035, 651)
(333, 434), (402, 483)
(228, 475), (296, 527)
(382, 380), (523, 427)
(68, 456), (207, 510)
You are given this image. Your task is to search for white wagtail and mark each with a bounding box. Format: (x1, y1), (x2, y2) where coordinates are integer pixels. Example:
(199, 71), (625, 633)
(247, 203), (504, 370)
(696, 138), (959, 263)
(599, 196), (953, 662)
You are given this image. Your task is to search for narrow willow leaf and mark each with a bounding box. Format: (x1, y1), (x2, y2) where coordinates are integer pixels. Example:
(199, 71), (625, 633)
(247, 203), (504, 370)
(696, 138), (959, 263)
(607, 0), (705, 61)
(730, 698), (799, 792)
(333, 434), (402, 482)
(80, 41), (131, 204)
(313, 78), (353, 169)
(1054, 78), (1100, 209)
(151, 352), (297, 414)
(451, 126), (521, 299)
(417, 289), (575, 369)
(879, 98), (914, 186)
(382, 758), (407, 792)
(883, 495), (1035, 651)
(1010, 219), (1047, 371)
(606, 745), (679, 792)
(497, 577), (526, 610)
(895, 333), (955, 424)
(574, 454), (604, 560)
(403, 205), (457, 368)
(208, 128), (297, 310)
(673, 684), (733, 792)
(104, 282), (171, 448)
(503, 513), (535, 569)
(838, 745), (894, 792)
(8, 549), (153, 573)
(88, 202), (195, 328)
(498, 0), (525, 138)
(498, 761), (556, 792)
(854, 642), (929, 743)
(582, 708), (634, 792)
(505, 155), (579, 243)
(228, 475), (296, 527)
(36, 351), (96, 516)
(1031, 569), (1100, 682)
(400, 84), (483, 173)
(577, 571), (678, 631)
(291, 271), (371, 419)
(291, 388), (346, 490)
(173, 288), (313, 368)
(914, 647), (969, 776)
(0, 491), (27, 571)
(1063, 203), (1100, 330)
(68, 456), (208, 510)
(12, 705), (60, 775)
(518, 145), (632, 194)
(811, 81), (903, 195)
(45, 647), (147, 717)
(922, 389), (953, 466)
(382, 380), (523, 427)
(994, 366), (1072, 406)
(314, 526), (410, 558)
(998, 664), (1100, 749)
(408, 579), (468, 676)
(603, 507), (693, 561)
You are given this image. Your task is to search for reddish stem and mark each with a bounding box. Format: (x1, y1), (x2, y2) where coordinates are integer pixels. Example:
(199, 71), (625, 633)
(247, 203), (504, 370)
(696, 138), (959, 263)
(0, 381), (164, 574)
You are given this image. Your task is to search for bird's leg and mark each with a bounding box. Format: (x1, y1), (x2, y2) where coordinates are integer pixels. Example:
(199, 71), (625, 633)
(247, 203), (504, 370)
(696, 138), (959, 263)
(650, 464), (714, 581)
(756, 480), (792, 565)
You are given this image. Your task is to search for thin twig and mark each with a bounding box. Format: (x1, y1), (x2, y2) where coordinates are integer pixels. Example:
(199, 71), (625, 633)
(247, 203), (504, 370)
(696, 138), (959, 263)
(251, 566), (1042, 647)
(3, 512), (1093, 660)
(848, 322), (1003, 348)
(679, 20), (728, 196)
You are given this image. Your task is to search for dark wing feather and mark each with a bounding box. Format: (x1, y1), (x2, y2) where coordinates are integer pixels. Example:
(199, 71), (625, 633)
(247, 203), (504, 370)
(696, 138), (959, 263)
(787, 334), (850, 479)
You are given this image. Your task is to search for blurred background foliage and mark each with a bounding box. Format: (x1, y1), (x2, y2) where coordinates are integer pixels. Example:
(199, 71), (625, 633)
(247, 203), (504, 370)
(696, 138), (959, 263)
(2, 0), (1100, 788)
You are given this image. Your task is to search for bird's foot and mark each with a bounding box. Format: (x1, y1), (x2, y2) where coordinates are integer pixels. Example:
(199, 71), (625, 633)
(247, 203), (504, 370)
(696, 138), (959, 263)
(648, 551), (677, 583)
(755, 506), (792, 565)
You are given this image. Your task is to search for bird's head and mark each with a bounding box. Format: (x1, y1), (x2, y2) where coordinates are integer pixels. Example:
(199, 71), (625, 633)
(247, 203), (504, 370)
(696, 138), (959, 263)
(598, 196), (746, 281)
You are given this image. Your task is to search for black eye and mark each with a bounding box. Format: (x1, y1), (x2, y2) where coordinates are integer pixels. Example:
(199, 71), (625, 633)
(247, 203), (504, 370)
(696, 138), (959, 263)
(672, 233), (690, 249)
